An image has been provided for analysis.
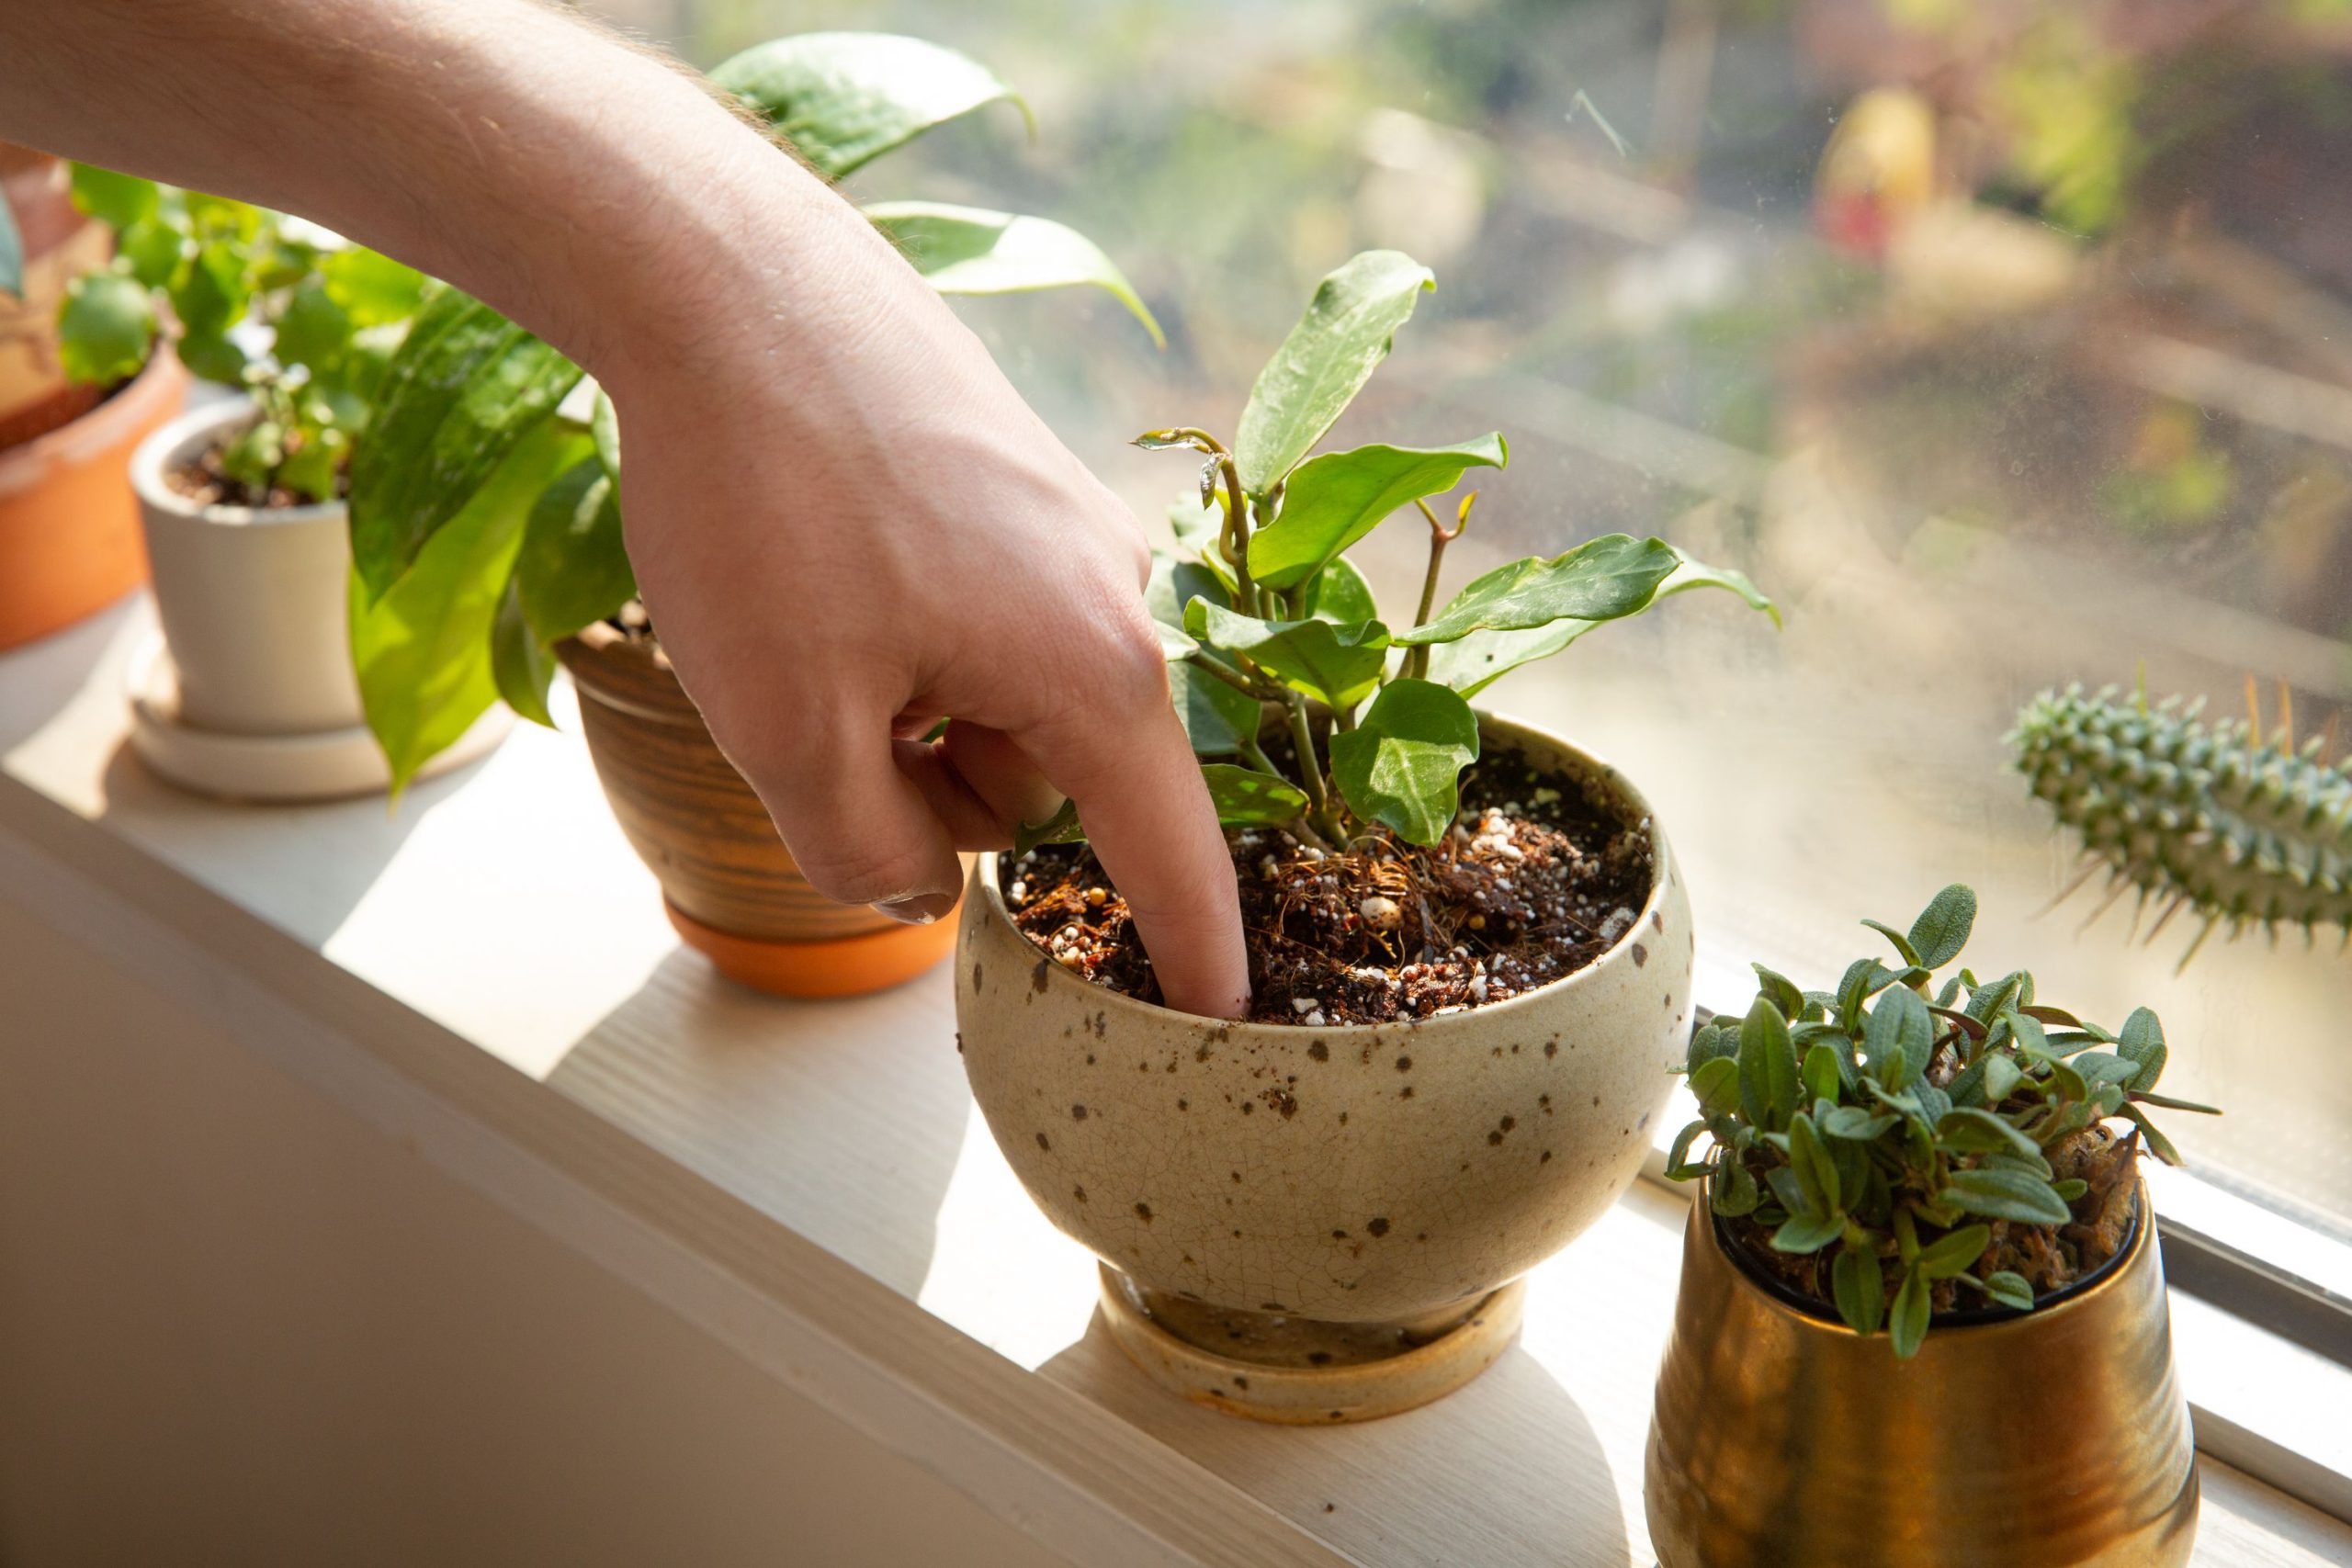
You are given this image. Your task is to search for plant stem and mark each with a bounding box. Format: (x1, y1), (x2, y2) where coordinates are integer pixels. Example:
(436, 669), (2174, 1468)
(1405, 495), (1468, 682)
(1184, 652), (1278, 702)
(1237, 734), (1278, 775)
(1283, 691), (1345, 840)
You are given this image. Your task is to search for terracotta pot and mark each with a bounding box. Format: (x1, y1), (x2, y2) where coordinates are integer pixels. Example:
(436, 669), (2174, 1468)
(955, 716), (1695, 1421)
(0, 145), (111, 450)
(1645, 1187), (2198, 1567)
(556, 622), (959, 997)
(119, 398), (509, 801)
(0, 347), (185, 652)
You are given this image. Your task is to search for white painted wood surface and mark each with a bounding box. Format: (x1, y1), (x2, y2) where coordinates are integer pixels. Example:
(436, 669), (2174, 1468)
(2, 596), (2344, 1565)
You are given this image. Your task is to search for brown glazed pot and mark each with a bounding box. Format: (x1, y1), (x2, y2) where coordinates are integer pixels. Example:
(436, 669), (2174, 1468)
(0, 145), (111, 449)
(1645, 1186), (2197, 1567)
(0, 348), (185, 652)
(555, 622), (958, 997)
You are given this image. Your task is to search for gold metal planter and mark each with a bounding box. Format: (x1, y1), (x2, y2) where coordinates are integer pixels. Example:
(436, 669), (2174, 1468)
(1645, 1186), (2197, 1567)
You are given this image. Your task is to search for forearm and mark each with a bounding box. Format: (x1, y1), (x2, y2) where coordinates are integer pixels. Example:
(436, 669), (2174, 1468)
(0, 0), (888, 391)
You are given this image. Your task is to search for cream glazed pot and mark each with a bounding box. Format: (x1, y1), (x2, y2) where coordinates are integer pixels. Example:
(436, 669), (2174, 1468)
(956, 716), (1695, 1422)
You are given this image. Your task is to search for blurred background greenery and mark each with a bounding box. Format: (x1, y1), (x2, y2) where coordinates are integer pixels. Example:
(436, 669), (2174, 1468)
(584, 0), (2352, 1237)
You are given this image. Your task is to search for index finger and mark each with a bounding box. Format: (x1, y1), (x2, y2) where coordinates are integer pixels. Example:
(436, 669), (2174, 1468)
(1016, 684), (1250, 1020)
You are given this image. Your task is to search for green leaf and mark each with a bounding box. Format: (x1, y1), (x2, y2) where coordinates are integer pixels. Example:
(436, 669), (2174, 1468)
(55, 271), (156, 384)
(0, 193), (17, 299)
(1940, 1167), (2074, 1226)
(2120, 1102), (2185, 1166)
(1688, 1054), (1741, 1119)
(590, 386), (622, 483)
(513, 457), (635, 644)
(1801, 1042), (1844, 1109)
(1303, 557), (1377, 625)
(1737, 995), (1801, 1132)
(2117, 1007), (2167, 1092)
(1657, 555), (1780, 624)
(1169, 660), (1262, 756)
(321, 246), (426, 327)
(1832, 1244), (1886, 1336)
(491, 575), (557, 728)
(1821, 1104), (1897, 1141)
(269, 278), (352, 379)
(709, 32), (1029, 182)
(348, 287), (584, 602)
(864, 201), (1161, 345)
(1982, 1270), (2037, 1311)
(1245, 435), (1506, 591)
(1982, 1054), (2022, 1105)
(1889, 1267), (1931, 1359)
(1327, 679), (1480, 845)
(1753, 964), (1807, 1021)
(1184, 599), (1388, 712)
(1147, 552), (1227, 658)
(1233, 250), (1434, 497)
(1861, 919), (1921, 966)
(1936, 1108), (2041, 1158)
(1013, 798), (1083, 853)
(1907, 885), (1977, 969)
(1199, 762), (1310, 828)
(355, 418), (593, 794)
(1770, 1212), (1844, 1255)
(1863, 985), (1931, 1091)
(1712, 1156), (1761, 1217)
(1914, 1224), (1991, 1280)
(1788, 1111), (1842, 1216)
(67, 164), (159, 231)
(1393, 534), (1669, 646)
(1665, 1118), (1709, 1180)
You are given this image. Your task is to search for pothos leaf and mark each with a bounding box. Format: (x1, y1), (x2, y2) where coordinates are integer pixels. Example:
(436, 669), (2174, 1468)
(1233, 250), (1434, 497)
(1326, 679), (1479, 845)
(1245, 434), (1505, 591)
(1169, 660), (1262, 756)
(1200, 763), (1311, 828)
(709, 32), (1030, 181)
(865, 200), (1161, 345)
(1183, 599), (1388, 712)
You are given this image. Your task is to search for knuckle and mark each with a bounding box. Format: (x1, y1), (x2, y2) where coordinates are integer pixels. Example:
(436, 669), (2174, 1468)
(786, 831), (935, 907)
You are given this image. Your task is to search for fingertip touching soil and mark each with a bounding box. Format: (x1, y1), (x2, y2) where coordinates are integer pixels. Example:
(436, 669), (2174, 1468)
(1001, 747), (1654, 1024)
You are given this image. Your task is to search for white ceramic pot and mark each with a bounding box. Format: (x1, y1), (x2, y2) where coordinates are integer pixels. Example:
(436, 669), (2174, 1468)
(955, 716), (1694, 1419)
(131, 399), (361, 737)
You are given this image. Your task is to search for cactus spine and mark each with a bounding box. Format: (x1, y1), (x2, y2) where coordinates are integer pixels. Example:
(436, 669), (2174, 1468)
(2010, 685), (2352, 960)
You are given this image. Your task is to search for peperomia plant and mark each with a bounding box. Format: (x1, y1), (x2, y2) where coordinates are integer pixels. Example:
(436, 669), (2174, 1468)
(55, 165), (424, 503)
(345, 30), (1160, 791)
(1668, 885), (2220, 1358)
(1045, 248), (1777, 851)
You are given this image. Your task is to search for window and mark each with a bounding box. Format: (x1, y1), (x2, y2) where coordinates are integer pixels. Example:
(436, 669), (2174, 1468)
(594, 0), (2352, 1247)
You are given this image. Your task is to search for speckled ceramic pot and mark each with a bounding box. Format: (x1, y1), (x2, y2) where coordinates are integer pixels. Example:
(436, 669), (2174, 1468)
(955, 716), (1694, 1418)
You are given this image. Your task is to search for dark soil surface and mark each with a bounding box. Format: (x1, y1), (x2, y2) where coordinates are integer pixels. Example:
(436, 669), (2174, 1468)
(1002, 744), (1655, 1025)
(1724, 1126), (2142, 1314)
(167, 438), (346, 510)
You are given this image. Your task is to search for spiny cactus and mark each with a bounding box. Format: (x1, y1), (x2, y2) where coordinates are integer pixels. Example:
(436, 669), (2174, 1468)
(2011, 684), (2352, 962)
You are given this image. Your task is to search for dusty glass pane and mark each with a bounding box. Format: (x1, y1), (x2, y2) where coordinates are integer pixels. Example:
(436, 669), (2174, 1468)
(593, 0), (2352, 1238)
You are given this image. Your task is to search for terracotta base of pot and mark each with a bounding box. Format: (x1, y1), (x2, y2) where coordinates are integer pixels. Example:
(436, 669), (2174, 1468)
(663, 896), (960, 998)
(1096, 1265), (1524, 1424)
(126, 635), (510, 802)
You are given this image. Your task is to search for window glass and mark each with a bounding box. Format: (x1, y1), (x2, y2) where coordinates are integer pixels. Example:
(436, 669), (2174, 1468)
(593, 0), (2352, 1240)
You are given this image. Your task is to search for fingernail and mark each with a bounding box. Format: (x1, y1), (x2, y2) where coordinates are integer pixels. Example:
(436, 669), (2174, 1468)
(874, 892), (958, 926)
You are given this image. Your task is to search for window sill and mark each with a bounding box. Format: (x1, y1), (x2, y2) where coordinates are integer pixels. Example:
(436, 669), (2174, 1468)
(3, 597), (2345, 1564)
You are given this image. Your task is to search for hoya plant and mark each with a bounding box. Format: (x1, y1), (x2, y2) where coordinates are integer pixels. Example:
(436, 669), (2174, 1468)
(1023, 247), (1776, 852)
(345, 31), (1160, 791)
(1668, 885), (2220, 1358)
(55, 165), (424, 502)
(2013, 682), (2352, 963)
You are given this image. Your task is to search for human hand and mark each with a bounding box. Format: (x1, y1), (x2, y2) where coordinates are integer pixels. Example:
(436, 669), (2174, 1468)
(596, 176), (1250, 1018)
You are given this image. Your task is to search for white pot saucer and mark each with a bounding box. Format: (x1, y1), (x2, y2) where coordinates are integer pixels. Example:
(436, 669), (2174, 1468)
(126, 633), (512, 803)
